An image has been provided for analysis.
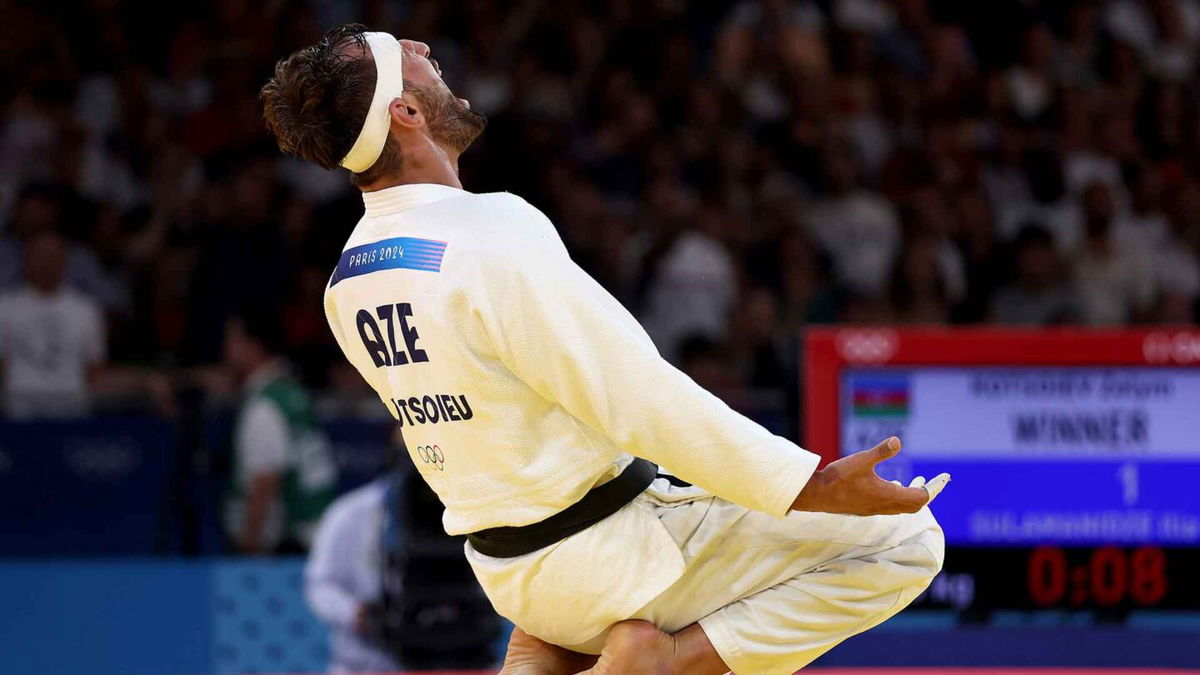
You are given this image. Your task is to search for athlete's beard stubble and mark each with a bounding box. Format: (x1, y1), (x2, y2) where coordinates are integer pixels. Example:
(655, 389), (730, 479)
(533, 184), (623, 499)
(410, 83), (488, 155)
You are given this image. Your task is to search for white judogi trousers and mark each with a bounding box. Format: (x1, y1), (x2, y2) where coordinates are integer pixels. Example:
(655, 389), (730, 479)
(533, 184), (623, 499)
(477, 478), (945, 675)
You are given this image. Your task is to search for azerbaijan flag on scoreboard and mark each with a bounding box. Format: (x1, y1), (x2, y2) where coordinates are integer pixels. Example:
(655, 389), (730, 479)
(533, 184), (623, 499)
(851, 375), (910, 417)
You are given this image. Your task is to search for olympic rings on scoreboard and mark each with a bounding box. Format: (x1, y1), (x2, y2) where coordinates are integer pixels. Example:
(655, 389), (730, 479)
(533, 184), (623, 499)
(836, 329), (899, 364)
(416, 444), (445, 471)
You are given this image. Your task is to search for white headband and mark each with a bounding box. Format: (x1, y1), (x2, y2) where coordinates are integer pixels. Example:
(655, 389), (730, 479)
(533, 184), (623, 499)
(340, 32), (404, 173)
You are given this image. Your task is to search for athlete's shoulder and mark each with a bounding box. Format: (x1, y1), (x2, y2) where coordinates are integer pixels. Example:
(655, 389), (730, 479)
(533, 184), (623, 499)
(456, 190), (553, 226)
(470, 190), (545, 213)
(453, 191), (562, 250)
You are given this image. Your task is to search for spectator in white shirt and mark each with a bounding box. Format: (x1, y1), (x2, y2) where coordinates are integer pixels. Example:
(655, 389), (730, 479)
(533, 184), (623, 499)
(1006, 22), (1056, 122)
(1105, 0), (1200, 81)
(624, 184), (737, 364)
(998, 148), (1083, 254)
(1074, 182), (1156, 325)
(306, 475), (403, 674)
(0, 230), (105, 418)
(806, 140), (900, 297)
(1115, 162), (1170, 250)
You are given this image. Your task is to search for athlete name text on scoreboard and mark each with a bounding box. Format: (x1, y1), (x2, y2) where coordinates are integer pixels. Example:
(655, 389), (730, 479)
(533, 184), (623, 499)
(842, 367), (1200, 457)
(840, 367), (1200, 544)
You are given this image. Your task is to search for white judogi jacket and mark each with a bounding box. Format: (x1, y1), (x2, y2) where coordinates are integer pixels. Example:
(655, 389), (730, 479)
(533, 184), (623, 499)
(323, 183), (820, 645)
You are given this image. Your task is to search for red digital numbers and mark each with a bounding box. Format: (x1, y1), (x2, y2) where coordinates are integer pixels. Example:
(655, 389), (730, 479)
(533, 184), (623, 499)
(1129, 547), (1168, 606)
(1027, 546), (1168, 607)
(1090, 547), (1126, 605)
(1028, 547), (1067, 606)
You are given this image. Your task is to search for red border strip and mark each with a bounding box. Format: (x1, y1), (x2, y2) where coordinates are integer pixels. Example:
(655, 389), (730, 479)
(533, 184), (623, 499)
(267, 662), (1185, 667)
(803, 327), (1200, 466)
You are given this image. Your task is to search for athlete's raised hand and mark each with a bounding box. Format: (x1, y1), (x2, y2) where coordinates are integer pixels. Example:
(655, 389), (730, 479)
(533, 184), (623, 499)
(790, 437), (950, 516)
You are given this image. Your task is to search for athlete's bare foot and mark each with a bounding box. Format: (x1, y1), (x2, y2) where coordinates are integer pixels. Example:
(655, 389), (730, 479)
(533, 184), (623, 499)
(580, 620), (729, 675)
(581, 620), (675, 675)
(499, 627), (597, 675)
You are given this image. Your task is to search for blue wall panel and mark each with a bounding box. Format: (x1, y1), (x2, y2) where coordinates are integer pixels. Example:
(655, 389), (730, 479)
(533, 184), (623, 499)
(0, 560), (211, 675)
(0, 559), (327, 675)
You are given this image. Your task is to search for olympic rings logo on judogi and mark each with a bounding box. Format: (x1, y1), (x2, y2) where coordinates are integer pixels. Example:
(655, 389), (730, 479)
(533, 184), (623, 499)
(416, 444), (445, 471)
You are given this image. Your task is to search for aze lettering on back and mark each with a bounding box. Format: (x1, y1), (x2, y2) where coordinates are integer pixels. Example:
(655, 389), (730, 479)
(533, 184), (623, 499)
(356, 302), (428, 368)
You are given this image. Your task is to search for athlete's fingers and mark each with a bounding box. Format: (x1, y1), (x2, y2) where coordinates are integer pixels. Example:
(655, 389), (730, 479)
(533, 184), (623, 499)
(909, 475), (927, 489)
(900, 486), (931, 512)
(867, 437), (901, 467)
(890, 480), (902, 487)
(877, 477), (929, 513)
(922, 473), (951, 504)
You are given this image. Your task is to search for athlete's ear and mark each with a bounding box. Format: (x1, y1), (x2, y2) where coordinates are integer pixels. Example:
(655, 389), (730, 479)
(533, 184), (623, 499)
(389, 96), (424, 130)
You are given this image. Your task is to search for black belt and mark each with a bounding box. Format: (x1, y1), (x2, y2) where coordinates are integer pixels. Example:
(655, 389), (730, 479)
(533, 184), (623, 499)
(466, 458), (658, 558)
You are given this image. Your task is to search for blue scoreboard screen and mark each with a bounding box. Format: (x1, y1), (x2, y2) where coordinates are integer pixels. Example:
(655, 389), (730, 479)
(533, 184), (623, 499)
(840, 367), (1200, 546)
(809, 329), (1200, 612)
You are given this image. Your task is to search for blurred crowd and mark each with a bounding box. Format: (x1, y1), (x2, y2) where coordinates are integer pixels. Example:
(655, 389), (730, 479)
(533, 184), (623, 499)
(2, 0), (1200, 420)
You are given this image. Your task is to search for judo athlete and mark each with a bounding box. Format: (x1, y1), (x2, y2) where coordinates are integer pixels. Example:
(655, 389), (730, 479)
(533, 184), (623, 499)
(260, 25), (951, 674)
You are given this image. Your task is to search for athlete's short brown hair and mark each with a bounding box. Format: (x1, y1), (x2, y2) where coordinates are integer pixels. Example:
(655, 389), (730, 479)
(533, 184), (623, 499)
(260, 23), (399, 185)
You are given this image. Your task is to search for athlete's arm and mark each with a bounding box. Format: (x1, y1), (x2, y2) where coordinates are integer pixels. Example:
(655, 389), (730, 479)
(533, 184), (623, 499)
(470, 199), (817, 517)
(240, 471), (281, 553)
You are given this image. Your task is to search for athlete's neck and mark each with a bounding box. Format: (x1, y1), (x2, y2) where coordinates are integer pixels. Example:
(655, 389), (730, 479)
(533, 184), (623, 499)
(358, 143), (462, 192)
